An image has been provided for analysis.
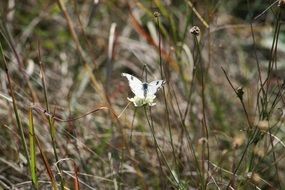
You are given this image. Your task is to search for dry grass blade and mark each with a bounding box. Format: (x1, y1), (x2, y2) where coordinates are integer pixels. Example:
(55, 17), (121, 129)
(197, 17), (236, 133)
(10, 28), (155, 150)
(73, 162), (80, 190)
(32, 105), (114, 122)
(0, 42), (30, 170)
(35, 136), (58, 190)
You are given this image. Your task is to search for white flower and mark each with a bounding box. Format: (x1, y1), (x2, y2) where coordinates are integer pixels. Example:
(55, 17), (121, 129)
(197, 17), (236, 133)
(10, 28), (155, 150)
(127, 95), (157, 107)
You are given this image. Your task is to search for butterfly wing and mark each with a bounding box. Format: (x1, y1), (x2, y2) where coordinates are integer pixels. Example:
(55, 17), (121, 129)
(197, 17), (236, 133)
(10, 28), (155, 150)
(122, 73), (145, 98)
(147, 80), (165, 98)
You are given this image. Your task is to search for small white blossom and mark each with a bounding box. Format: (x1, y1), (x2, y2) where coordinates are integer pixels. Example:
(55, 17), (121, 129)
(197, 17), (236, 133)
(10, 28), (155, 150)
(127, 95), (156, 107)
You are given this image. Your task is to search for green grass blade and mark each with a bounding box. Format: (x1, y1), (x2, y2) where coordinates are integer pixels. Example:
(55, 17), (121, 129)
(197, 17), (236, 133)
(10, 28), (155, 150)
(29, 108), (38, 189)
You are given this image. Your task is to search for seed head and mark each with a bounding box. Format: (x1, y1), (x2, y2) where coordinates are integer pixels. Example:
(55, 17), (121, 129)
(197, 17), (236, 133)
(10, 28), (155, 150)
(232, 134), (245, 149)
(278, 0), (285, 8)
(256, 120), (270, 131)
(236, 86), (244, 100)
(153, 11), (160, 18)
(190, 26), (200, 36)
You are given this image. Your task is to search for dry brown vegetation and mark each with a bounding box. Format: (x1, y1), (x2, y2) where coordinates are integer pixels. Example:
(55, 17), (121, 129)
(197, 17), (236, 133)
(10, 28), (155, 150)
(1, 0), (285, 189)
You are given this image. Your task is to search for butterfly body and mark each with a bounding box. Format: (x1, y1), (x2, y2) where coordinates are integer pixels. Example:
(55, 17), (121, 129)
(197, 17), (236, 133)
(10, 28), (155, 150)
(122, 73), (165, 106)
(142, 83), (148, 98)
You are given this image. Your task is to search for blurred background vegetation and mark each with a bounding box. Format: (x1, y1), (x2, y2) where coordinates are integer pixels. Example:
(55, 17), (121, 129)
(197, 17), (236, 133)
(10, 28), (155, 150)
(1, 0), (285, 189)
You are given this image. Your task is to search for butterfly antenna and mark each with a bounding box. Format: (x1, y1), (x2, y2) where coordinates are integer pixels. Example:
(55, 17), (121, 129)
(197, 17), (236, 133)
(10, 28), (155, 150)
(117, 101), (131, 118)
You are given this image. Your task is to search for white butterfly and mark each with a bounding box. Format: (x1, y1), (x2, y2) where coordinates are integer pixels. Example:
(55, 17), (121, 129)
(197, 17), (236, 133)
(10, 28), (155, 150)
(122, 73), (165, 106)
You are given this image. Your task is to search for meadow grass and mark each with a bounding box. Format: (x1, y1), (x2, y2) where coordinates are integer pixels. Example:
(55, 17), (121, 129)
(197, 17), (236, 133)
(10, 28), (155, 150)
(0, 0), (285, 189)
